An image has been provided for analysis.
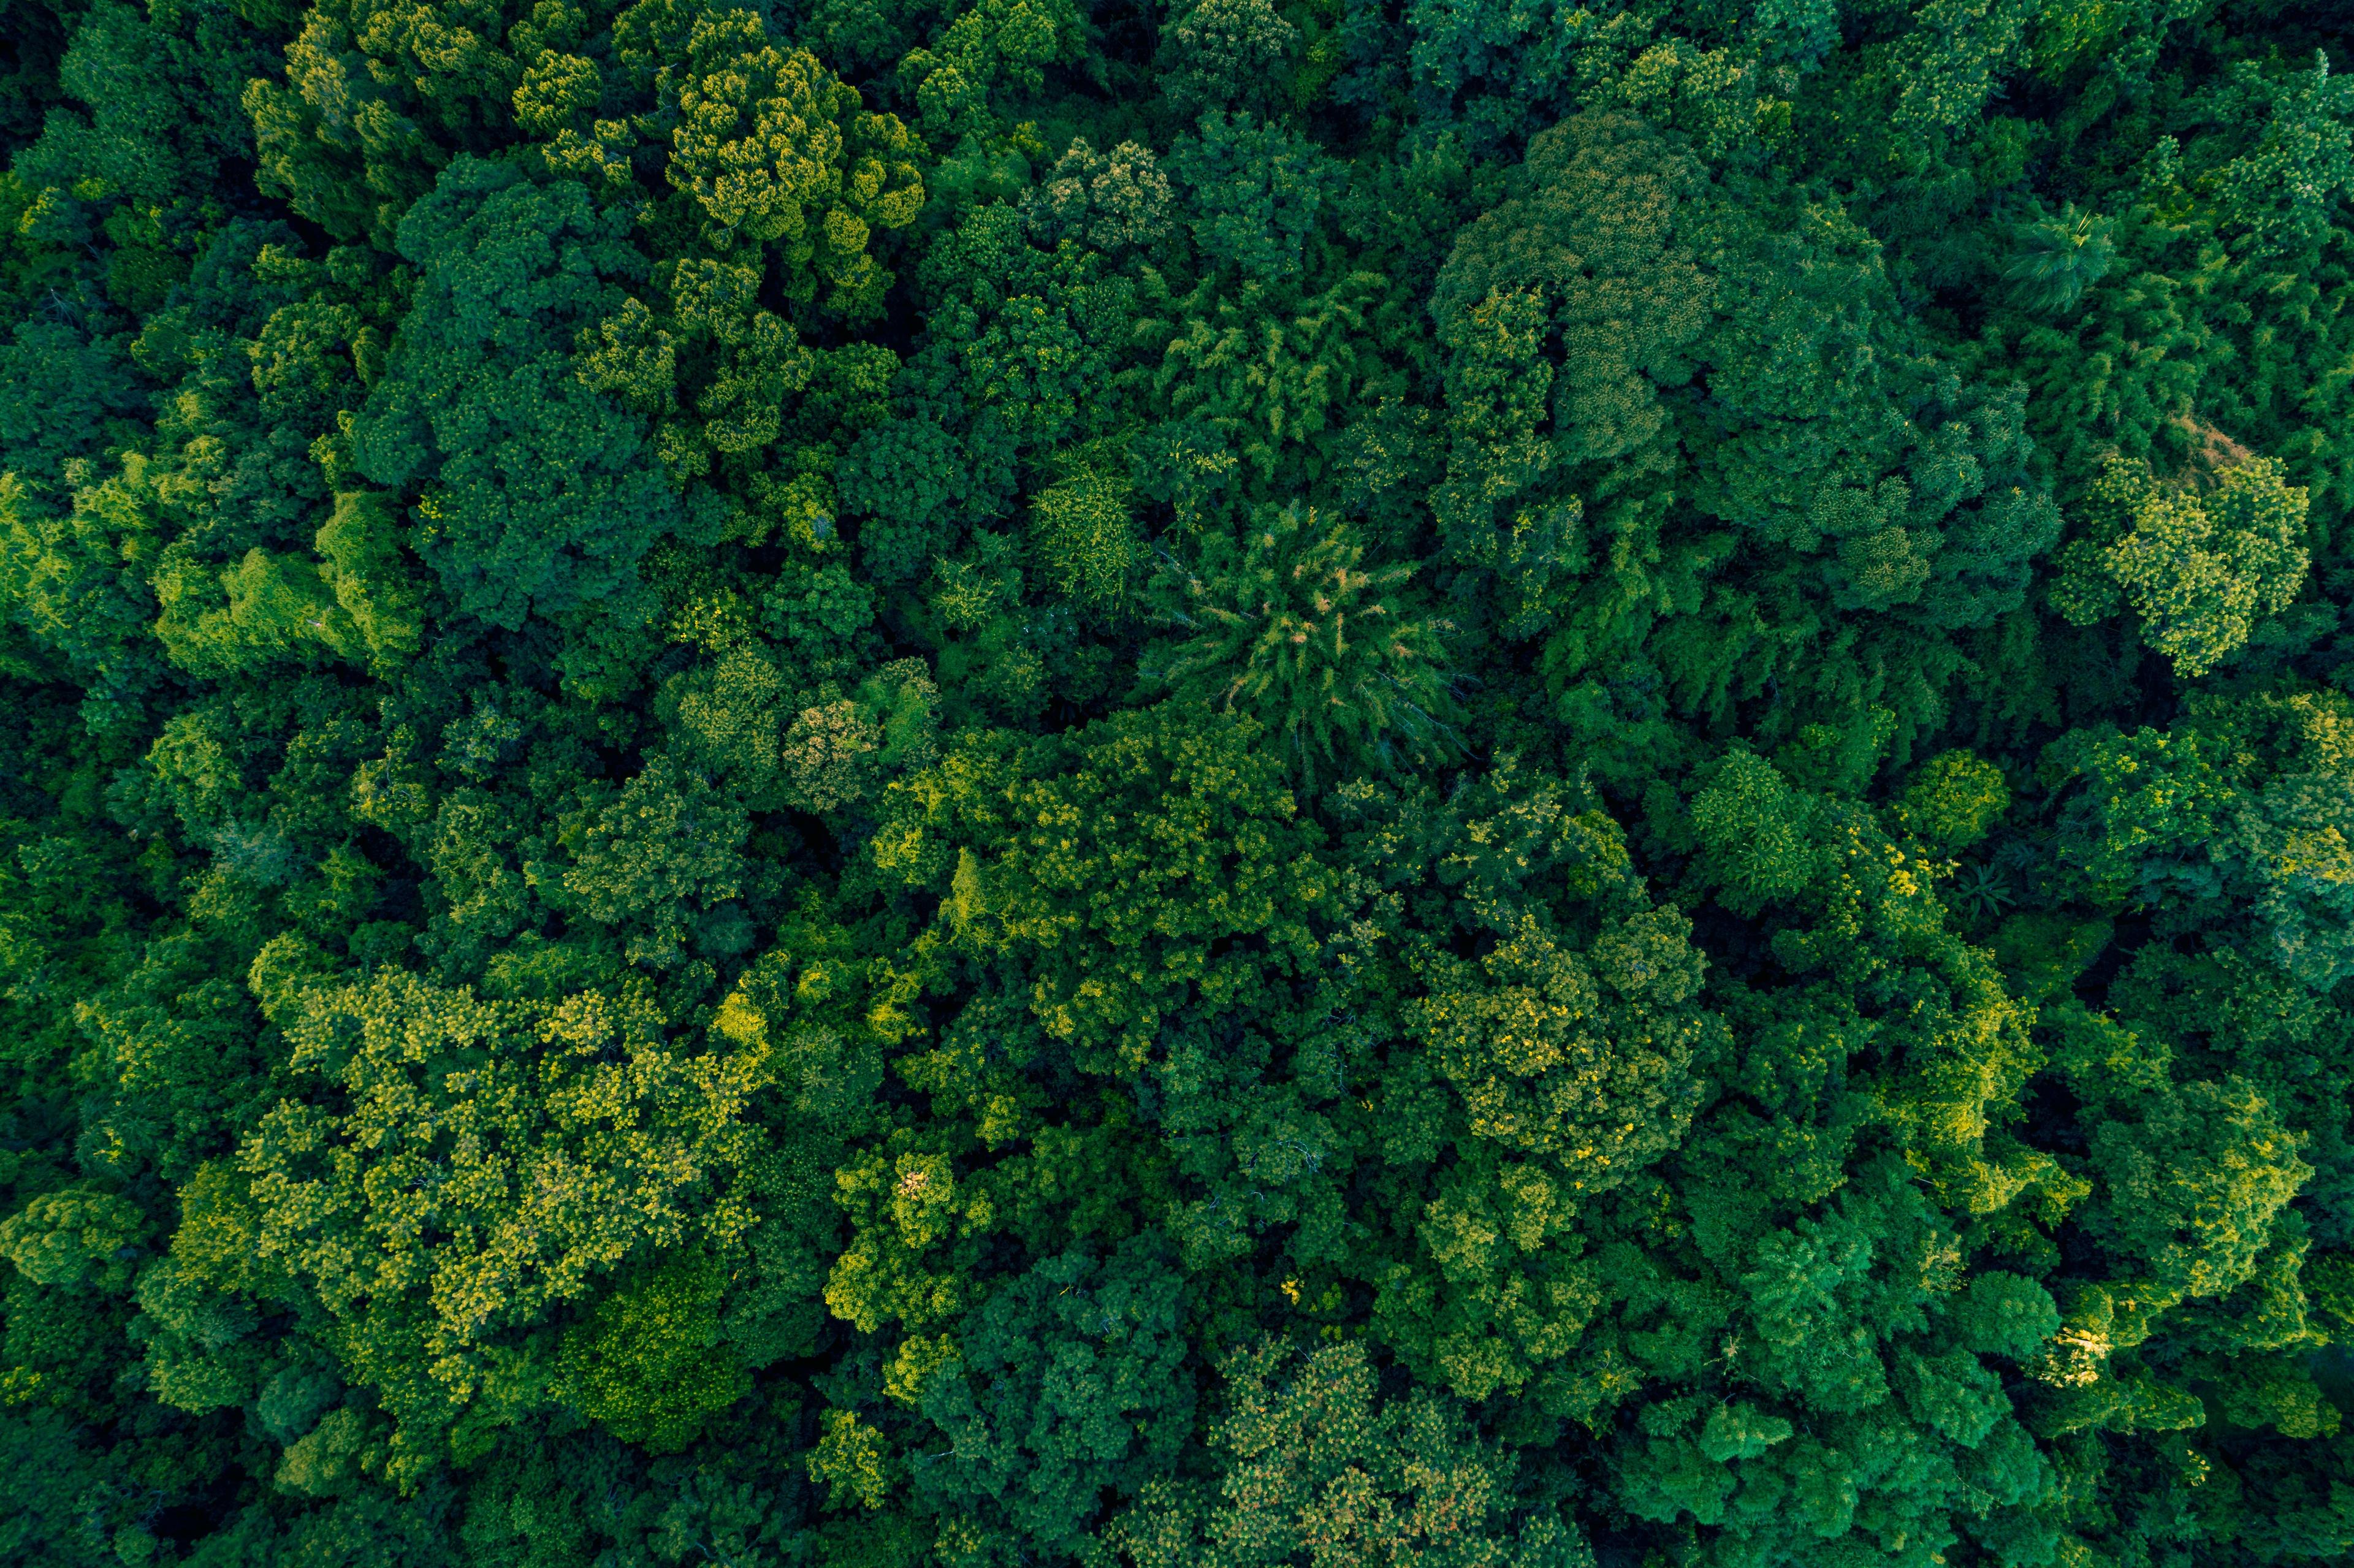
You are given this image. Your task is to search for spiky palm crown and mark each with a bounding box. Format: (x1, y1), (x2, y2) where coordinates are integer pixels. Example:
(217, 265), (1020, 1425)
(2005, 203), (2117, 314)
(1151, 504), (1457, 780)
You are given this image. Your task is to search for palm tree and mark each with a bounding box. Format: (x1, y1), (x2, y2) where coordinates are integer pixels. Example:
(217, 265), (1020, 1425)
(2005, 203), (2117, 314)
(1146, 503), (1458, 783)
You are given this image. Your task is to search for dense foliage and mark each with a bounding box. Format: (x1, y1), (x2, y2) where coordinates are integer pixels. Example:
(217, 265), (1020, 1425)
(1, 0), (2351, 1561)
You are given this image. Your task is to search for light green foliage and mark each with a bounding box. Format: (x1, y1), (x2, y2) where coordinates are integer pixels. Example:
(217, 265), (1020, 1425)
(2043, 722), (2237, 902)
(246, 0), (481, 245)
(2081, 1076), (2309, 1309)
(874, 702), (1325, 1067)
(150, 489), (427, 677)
(1895, 750), (2011, 853)
(779, 698), (883, 812)
(768, 657), (936, 815)
(0, 1187), (147, 1292)
(0, 459), (164, 701)
(512, 47), (600, 140)
(1407, 908), (1707, 1190)
(1029, 462), (1137, 614)
(1023, 138), (1172, 253)
(1360, 763), (1723, 1407)
(559, 1250), (750, 1451)
(312, 491), (427, 666)
(2054, 453), (2310, 676)
(237, 965), (771, 1469)
(811, 1408), (895, 1510)
(825, 1145), (992, 1335)
(668, 9), (923, 311)
(1109, 1336), (1594, 1568)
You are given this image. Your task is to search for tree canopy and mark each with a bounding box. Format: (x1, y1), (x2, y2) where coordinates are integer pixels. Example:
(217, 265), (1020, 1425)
(2, 0), (2353, 1564)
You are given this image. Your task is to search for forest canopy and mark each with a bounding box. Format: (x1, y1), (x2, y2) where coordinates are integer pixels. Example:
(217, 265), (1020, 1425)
(1, 0), (2352, 1562)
